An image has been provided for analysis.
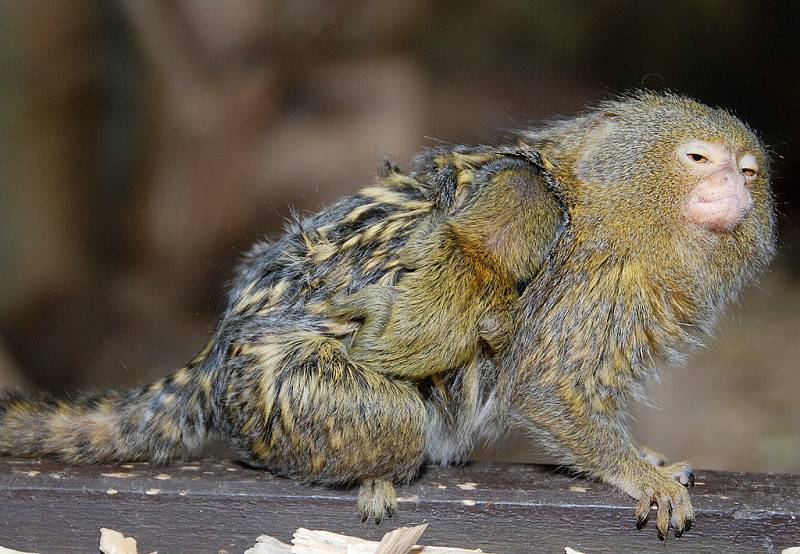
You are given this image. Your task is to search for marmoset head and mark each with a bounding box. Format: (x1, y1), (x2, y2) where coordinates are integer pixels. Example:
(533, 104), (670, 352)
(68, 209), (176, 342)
(523, 92), (776, 311)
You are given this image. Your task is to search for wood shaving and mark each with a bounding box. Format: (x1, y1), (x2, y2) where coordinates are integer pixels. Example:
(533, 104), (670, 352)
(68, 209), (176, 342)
(99, 528), (139, 554)
(245, 535), (291, 554)
(0, 546), (38, 554)
(246, 525), (486, 554)
(375, 524), (427, 554)
(98, 528), (156, 554)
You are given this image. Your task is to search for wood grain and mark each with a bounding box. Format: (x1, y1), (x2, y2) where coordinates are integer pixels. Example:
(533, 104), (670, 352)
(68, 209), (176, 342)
(0, 458), (797, 553)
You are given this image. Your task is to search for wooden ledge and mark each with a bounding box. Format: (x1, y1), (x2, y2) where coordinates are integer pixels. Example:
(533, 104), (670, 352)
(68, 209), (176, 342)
(0, 458), (798, 553)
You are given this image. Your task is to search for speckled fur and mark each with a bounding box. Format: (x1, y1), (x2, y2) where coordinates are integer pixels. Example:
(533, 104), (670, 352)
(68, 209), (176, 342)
(0, 93), (775, 538)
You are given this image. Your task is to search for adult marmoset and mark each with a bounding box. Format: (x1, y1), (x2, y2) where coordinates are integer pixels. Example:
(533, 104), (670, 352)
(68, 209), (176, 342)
(0, 92), (775, 539)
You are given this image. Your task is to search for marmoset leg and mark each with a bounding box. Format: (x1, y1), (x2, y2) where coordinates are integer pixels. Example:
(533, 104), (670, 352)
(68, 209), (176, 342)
(510, 387), (695, 539)
(222, 332), (426, 523)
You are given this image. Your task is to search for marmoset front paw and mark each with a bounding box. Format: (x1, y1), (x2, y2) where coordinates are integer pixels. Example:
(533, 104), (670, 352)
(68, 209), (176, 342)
(628, 463), (696, 539)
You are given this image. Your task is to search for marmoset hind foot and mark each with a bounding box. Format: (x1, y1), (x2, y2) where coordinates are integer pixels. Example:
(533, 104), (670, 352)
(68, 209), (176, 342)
(358, 479), (398, 524)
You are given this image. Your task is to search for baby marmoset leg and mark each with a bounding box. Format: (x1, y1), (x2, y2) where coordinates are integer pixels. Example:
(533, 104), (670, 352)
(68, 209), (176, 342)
(222, 331), (427, 523)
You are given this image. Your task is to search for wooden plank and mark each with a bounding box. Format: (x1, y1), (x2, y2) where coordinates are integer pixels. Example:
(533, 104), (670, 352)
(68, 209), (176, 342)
(0, 458), (797, 553)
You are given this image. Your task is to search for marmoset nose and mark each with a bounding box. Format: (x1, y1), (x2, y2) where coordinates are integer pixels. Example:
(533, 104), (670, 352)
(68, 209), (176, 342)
(717, 171), (746, 188)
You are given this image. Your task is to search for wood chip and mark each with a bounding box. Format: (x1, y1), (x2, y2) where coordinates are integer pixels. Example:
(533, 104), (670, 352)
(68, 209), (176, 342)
(375, 524), (428, 554)
(99, 528), (139, 554)
(245, 535), (292, 554)
(98, 528), (156, 554)
(0, 546), (38, 554)
(248, 525), (486, 553)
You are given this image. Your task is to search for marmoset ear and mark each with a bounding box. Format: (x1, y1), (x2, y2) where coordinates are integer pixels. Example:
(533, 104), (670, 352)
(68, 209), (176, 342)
(575, 112), (620, 186)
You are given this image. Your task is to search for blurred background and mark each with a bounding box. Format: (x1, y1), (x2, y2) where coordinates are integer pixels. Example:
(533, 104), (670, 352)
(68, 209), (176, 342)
(0, 1), (798, 473)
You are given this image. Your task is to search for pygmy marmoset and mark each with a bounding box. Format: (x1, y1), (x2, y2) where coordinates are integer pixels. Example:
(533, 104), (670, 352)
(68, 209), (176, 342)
(0, 92), (775, 539)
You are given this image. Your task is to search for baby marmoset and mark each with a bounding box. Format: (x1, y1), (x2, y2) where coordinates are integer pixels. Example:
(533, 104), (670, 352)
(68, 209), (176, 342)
(0, 92), (775, 539)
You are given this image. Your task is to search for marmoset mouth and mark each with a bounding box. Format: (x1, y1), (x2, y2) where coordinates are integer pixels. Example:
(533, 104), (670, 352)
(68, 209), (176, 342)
(695, 194), (738, 205)
(686, 189), (753, 232)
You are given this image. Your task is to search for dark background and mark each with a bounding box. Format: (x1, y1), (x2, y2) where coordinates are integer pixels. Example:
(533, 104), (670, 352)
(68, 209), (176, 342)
(1, 1), (798, 473)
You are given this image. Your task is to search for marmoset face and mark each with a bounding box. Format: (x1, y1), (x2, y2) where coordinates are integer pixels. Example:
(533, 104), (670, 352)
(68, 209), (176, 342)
(677, 139), (761, 232)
